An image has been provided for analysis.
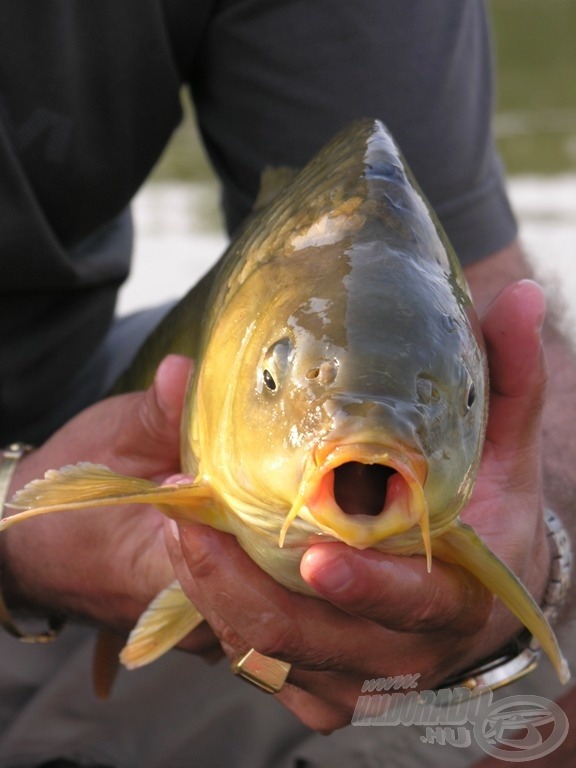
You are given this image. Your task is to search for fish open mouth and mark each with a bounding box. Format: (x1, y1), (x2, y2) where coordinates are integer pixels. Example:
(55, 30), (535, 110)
(280, 443), (431, 568)
(333, 462), (399, 517)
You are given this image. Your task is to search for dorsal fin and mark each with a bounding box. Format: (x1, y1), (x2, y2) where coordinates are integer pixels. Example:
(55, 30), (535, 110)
(253, 166), (298, 210)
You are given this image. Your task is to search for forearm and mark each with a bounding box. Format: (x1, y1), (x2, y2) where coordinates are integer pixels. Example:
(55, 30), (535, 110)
(465, 239), (576, 624)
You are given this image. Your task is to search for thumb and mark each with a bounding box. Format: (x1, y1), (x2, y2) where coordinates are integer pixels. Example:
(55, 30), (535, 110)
(146, 354), (193, 431)
(116, 354), (192, 471)
(481, 280), (547, 448)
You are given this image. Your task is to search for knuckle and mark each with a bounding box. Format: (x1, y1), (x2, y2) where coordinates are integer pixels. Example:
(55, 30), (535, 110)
(253, 622), (302, 661)
(403, 570), (492, 634)
(217, 622), (248, 652)
(180, 527), (219, 580)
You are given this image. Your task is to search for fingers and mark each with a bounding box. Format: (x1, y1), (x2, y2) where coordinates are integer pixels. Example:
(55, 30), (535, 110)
(150, 354), (193, 425)
(165, 523), (339, 667)
(127, 353), (192, 456)
(164, 522), (383, 730)
(300, 543), (491, 634)
(113, 354), (193, 474)
(168, 522), (488, 643)
(165, 522), (492, 684)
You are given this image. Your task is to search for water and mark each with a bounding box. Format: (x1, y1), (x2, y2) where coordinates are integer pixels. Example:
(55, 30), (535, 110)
(121, 182), (226, 313)
(119, 179), (576, 334)
(508, 176), (576, 333)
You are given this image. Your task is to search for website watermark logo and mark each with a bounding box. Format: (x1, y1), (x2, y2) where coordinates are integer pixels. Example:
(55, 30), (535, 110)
(352, 678), (569, 762)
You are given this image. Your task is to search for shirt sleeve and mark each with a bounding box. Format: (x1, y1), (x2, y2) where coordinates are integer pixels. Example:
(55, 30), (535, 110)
(0, 1), (182, 443)
(190, 0), (517, 264)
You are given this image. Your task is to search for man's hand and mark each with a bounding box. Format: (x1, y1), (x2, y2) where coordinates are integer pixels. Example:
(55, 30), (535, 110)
(1, 355), (215, 652)
(166, 279), (552, 733)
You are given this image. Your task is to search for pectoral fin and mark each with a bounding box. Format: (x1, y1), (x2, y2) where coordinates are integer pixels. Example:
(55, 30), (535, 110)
(434, 521), (570, 685)
(120, 581), (204, 669)
(3, 462), (215, 528)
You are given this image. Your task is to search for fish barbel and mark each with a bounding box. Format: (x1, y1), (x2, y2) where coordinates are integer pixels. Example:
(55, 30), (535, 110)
(3, 119), (569, 686)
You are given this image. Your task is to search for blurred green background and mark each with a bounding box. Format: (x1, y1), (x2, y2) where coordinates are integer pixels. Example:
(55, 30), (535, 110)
(151, 0), (576, 183)
(490, 0), (575, 174)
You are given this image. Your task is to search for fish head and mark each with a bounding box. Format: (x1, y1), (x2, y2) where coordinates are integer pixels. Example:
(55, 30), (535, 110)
(286, 293), (486, 561)
(246, 249), (485, 562)
(189, 119), (487, 562)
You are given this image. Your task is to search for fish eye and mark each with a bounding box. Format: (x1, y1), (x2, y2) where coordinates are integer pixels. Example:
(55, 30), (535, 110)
(465, 380), (476, 412)
(259, 337), (293, 395)
(263, 369), (277, 391)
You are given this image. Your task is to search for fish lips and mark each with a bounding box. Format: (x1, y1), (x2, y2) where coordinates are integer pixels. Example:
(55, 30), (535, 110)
(281, 442), (429, 551)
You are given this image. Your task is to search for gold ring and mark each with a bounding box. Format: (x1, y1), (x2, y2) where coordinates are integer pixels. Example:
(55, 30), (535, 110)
(231, 648), (292, 694)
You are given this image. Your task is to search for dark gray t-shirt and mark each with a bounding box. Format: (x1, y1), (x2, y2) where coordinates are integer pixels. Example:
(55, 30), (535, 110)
(0, 0), (516, 445)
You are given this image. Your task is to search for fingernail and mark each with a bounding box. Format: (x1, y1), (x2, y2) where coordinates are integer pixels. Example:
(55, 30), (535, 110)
(518, 279), (546, 334)
(302, 550), (355, 594)
(154, 355), (192, 420)
(168, 519), (180, 544)
(154, 357), (175, 411)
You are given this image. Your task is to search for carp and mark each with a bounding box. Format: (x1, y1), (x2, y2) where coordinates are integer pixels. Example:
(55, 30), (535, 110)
(3, 119), (569, 686)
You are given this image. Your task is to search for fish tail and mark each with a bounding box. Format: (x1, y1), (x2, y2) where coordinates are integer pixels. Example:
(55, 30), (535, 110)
(2, 462), (214, 529)
(434, 521), (570, 685)
(120, 581), (204, 669)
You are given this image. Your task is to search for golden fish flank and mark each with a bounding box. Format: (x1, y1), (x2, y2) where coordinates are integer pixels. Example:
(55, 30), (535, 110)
(4, 119), (569, 685)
